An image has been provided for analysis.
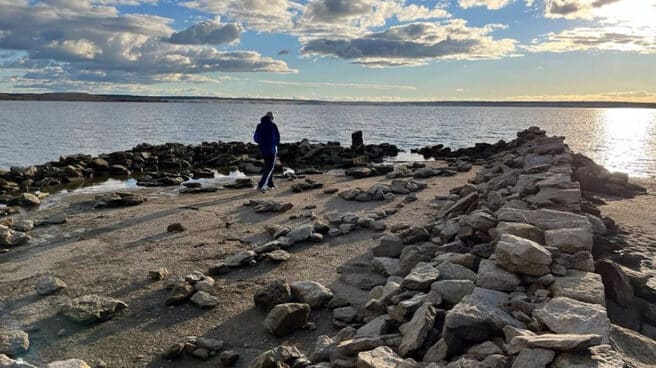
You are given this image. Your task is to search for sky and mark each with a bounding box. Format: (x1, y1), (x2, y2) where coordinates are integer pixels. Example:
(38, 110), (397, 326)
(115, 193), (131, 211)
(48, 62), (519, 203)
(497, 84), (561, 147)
(0, 0), (655, 102)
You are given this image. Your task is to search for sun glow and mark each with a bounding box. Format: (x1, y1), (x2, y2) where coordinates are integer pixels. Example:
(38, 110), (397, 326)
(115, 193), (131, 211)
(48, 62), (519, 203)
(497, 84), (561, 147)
(594, 0), (656, 27)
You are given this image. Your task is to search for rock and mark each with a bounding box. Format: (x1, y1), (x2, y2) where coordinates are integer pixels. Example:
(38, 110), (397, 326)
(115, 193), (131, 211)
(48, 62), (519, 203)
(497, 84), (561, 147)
(249, 345), (309, 368)
(550, 344), (625, 368)
(534, 297), (610, 342)
(207, 262), (230, 275)
(95, 192), (145, 208)
(467, 341), (503, 360)
(401, 263), (439, 291)
(334, 307), (358, 324)
(190, 291), (219, 309)
(166, 283), (194, 306)
(0, 354), (38, 367)
(434, 253), (477, 270)
(399, 302), (436, 357)
(225, 250), (256, 267)
(0, 330), (29, 357)
(46, 360), (91, 368)
(508, 334), (602, 354)
(372, 235), (404, 258)
(496, 208), (591, 231)
(544, 227), (593, 254)
(400, 226), (430, 245)
(20, 193), (40, 207)
(35, 276), (67, 296)
(0, 227), (30, 247)
(196, 337), (224, 351)
(371, 257), (399, 276)
(148, 268), (169, 280)
(495, 233), (552, 276)
(423, 339), (448, 362)
(291, 281), (333, 308)
(357, 346), (404, 368)
(550, 271), (606, 306)
(436, 261), (477, 282)
(266, 249), (291, 262)
(610, 324), (656, 367)
(431, 280), (475, 305)
(443, 288), (524, 355)
(263, 303), (311, 337)
(356, 315), (388, 338)
(13, 220), (33, 232)
(511, 348), (555, 368)
(595, 260), (634, 307)
(491, 222), (544, 244)
(60, 295), (127, 325)
(220, 351), (239, 367)
(476, 259), (521, 292)
(287, 225), (314, 243)
(254, 280), (293, 312)
(167, 223), (186, 232)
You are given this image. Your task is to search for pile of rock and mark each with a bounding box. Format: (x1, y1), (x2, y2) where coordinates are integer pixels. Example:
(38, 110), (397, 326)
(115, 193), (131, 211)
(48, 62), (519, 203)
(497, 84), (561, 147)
(162, 271), (219, 309)
(338, 180), (427, 202)
(244, 199), (294, 213)
(0, 133), (399, 207)
(245, 127), (656, 368)
(254, 280), (334, 337)
(163, 336), (236, 363)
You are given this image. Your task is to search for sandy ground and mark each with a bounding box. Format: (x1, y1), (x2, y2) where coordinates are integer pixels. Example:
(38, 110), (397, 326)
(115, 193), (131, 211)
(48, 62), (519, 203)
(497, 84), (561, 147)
(0, 162), (476, 368)
(600, 179), (656, 276)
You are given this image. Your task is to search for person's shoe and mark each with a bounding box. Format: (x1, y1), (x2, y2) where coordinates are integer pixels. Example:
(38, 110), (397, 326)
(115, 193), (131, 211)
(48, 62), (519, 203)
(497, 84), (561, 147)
(260, 186), (270, 193)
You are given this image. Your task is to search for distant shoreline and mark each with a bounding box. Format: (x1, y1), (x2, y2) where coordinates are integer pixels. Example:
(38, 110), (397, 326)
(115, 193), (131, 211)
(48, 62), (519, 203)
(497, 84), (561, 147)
(1, 92), (655, 109)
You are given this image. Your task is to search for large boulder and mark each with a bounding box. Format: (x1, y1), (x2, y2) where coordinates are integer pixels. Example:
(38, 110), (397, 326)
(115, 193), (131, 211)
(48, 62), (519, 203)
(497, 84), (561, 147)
(290, 281), (333, 309)
(442, 288), (524, 355)
(496, 208), (591, 231)
(60, 295), (127, 325)
(372, 235), (404, 258)
(550, 271), (606, 306)
(595, 260), (634, 307)
(476, 259), (521, 292)
(610, 324), (656, 368)
(263, 303), (311, 337)
(495, 233), (552, 276)
(533, 297), (610, 343)
(0, 331), (29, 357)
(254, 280), (293, 312)
(431, 280), (475, 305)
(544, 227), (593, 254)
(398, 302), (436, 357)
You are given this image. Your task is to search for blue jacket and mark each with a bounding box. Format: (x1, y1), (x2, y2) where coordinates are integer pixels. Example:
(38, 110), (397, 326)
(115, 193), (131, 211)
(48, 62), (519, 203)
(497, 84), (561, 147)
(254, 116), (280, 156)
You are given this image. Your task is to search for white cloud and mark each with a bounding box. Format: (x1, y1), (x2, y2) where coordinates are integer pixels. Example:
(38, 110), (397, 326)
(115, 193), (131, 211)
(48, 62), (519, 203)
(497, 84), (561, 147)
(167, 18), (243, 45)
(458, 0), (514, 10)
(523, 25), (656, 54)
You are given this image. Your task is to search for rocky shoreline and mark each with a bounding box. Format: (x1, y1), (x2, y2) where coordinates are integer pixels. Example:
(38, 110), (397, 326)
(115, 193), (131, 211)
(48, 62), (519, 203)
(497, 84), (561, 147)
(1, 127), (655, 368)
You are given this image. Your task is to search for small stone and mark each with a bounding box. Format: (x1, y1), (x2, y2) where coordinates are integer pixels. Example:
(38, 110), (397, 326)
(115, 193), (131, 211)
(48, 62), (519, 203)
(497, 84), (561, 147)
(190, 291), (219, 309)
(60, 295), (127, 325)
(495, 233), (552, 276)
(220, 351), (239, 366)
(46, 359), (91, 368)
(401, 263), (439, 291)
(166, 283), (194, 306)
(291, 281), (333, 308)
(47, 212), (68, 225)
(266, 249), (291, 262)
(148, 268), (169, 280)
(0, 330), (30, 357)
(357, 346), (404, 368)
(263, 303), (311, 337)
(431, 280), (475, 305)
(167, 223), (186, 232)
(208, 262), (230, 275)
(511, 348), (556, 368)
(35, 276), (67, 295)
(508, 334), (602, 354)
(254, 280), (293, 312)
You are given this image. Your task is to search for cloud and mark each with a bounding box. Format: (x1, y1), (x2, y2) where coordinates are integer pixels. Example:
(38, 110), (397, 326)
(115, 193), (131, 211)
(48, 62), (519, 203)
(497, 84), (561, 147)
(181, 0), (302, 32)
(458, 0), (514, 10)
(167, 18), (243, 45)
(544, 0), (622, 19)
(278, 49), (290, 55)
(0, 0), (293, 88)
(303, 0), (374, 22)
(300, 20), (518, 66)
(258, 79), (417, 90)
(523, 25), (656, 53)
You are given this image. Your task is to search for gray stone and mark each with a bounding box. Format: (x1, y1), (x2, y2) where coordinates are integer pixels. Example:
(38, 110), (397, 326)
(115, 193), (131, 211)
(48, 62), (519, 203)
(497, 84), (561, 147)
(423, 339), (448, 362)
(490, 222), (544, 243)
(0, 227), (30, 247)
(476, 259), (521, 292)
(401, 263), (439, 291)
(357, 346), (404, 368)
(291, 281), (333, 308)
(434, 253), (477, 270)
(544, 227), (593, 254)
(46, 360), (91, 368)
(595, 260), (634, 307)
(431, 280), (475, 305)
(254, 281), (292, 312)
(534, 297), (610, 343)
(610, 324), (656, 367)
(0, 331), (29, 357)
(511, 348), (555, 368)
(190, 291), (219, 309)
(13, 220), (33, 232)
(263, 303), (311, 337)
(356, 315), (387, 338)
(495, 233), (552, 276)
(60, 295), (127, 325)
(372, 235), (404, 258)
(436, 261), (477, 282)
(496, 208), (592, 231)
(508, 334), (602, 354)
(250, 345), (309, 368)
(266, 250), (291, 262)
(35, 276), (67, 295)
(467, 341), (503, 360)
(550, 271), (606, 306)
(372, 257), (399, 277)
(334, 307), (358, 324)
(287, 225), (314, 243)
(225, 250), (255, 267)
(310, 335), (335, 363)
(0, 353), (38, 367)
(148, 268), (169, 280)
(399, 303), (436, 357)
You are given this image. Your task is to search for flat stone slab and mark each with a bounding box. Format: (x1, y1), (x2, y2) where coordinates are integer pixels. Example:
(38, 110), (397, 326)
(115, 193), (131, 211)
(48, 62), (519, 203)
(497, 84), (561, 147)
(550, 270), (606, 306)
(534, 297), (610, 343)
(509, 334), (602, 354)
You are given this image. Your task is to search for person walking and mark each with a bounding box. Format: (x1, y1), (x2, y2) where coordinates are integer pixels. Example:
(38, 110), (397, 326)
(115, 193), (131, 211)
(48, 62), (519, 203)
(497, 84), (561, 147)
(253, 111), (280, 192)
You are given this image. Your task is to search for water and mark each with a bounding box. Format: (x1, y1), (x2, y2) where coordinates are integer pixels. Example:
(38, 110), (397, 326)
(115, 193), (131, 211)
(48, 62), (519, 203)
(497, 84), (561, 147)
(1, 101), (655, 177)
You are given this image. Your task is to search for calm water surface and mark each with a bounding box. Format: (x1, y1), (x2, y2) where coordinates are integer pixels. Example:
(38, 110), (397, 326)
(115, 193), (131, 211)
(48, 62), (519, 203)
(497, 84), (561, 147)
(1, 101), (655, 177)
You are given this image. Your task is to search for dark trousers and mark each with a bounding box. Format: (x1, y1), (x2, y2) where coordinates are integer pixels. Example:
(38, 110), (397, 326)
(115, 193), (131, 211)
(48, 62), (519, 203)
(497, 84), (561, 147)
(258, 154), (276, 189)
